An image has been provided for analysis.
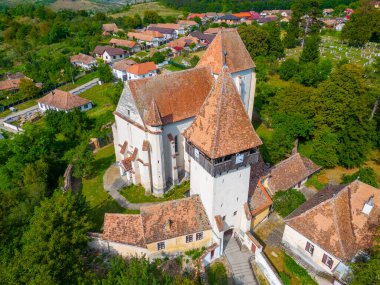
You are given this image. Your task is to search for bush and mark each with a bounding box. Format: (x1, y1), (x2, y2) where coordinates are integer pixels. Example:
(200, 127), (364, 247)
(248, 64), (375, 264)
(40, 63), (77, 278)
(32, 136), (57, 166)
(341, 167), (378, 188)
(279, 59), (298, 81)
(206, 262), (228, 285)
(273, 189), (306, 217)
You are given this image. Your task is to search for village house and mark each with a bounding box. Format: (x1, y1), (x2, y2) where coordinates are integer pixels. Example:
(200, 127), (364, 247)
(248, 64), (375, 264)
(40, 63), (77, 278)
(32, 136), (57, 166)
(112, 29), (257, 194)
(282, 181), (380, 282)
(167, 36), (198, 54)
(257, 15), (278, 25)
(261, 152), (321, 196)
(112, 59), (136, 80)
(218, 14), (241, 25)
(92, 46), (127, 63)
(189, 31), (215, 45)
(127, 31), (164, 48)
(70, 53), (97, 70)
(102, 23), (122, 36)
(109, 38), (141, 53)
(37, 89), (92, 113)
(149, 23), (191, 36)
(147, 26), (176, 42)
(204, 27), (224, 35)
(323, 8), (335, 16)
(91, 196), (213, 258)
(125, 61), (157, 80)
(0, 76), (41, 94)
(178, 20), (199, 29)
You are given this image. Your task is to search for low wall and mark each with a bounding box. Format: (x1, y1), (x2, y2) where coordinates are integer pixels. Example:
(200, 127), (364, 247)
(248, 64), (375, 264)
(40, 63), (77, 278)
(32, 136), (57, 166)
(3, 122), (22, 132)
(255, 251), (283, 285)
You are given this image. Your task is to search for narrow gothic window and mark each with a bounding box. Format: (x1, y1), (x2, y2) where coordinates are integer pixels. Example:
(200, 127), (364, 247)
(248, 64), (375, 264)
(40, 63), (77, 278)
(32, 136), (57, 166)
(174, 135), (179, 153)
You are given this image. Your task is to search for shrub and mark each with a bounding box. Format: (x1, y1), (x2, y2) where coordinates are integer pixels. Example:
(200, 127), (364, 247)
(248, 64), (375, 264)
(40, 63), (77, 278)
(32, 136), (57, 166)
(341, 167), (378, 188)
(273, 189), (306, 217)
(279, 271), (291, 285)
(279, 59), (298, 81)
(206, 262), (228, 285)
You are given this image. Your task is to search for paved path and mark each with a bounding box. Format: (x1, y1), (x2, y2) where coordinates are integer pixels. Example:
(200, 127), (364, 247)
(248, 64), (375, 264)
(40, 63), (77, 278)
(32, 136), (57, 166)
(224, 238), (258, 285)
(103, 164), (158, 210)
(70, 78), (99, 95)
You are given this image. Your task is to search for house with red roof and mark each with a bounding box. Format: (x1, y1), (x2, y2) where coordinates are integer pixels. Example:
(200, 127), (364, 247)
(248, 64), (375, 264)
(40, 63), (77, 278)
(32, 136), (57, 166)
(37, 89), (92, 113)
(125, 61), (157, 80)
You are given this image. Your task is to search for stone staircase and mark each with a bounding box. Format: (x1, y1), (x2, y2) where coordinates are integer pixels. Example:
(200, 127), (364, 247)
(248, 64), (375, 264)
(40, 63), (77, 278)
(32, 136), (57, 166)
(224, 237), (258, 285)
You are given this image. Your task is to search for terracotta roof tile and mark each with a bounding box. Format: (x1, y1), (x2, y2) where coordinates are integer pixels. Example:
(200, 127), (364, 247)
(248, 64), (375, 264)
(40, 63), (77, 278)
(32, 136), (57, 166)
(102, 214), (146, 247)
(37, 89), (91, 111)
(70, 53), (95, 65)
(285, 181), (380, 261)
(143, 99), (162, 127)
(197, 29), (255, 74)
(167, 36), (198, 48)
(92, 45), (126, 56)
(112, 59), (136, 72)
(204, 27), (224, 34)
(143, 30), (164, 38)
(0, 78), (22, 91)
(118, 67), (214, 126)
(267, 153), (321, 193)
(183, 67), (262, 159)
(102, 23), (119, 32)
(147, 26), (174, 35)
(178, 20), (198, 26)
(150, 23), (180, 30)
(126, 61), (156, 76)
(249, 179), (272, 216)
(141, 195), (211, 243)
(109, 38), (136, 48)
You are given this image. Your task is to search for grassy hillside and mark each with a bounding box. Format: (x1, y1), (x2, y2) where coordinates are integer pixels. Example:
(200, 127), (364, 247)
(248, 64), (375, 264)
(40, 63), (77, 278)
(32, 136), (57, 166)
(111, 1), (183, 18)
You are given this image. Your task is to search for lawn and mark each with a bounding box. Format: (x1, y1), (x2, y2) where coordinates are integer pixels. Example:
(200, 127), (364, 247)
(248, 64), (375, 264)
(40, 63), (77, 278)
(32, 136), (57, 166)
(0, 99), (37, 118)
(79, 82), (115, 121)
(265, 247), (317, 285)
(110, 2), (183, 18)
(59, 71), (99, 92)
(163, 64), (187, 72)
(82, 144), (138, 231)
(120, 180), (190, 203)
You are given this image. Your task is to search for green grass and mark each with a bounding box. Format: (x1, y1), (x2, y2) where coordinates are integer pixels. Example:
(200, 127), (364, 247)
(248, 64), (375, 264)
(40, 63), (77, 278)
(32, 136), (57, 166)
(120, 180), (190, 203)
(206, 262), (228, 285)
(305, 173), (326, 190)
(79, 83), (114, 120)
(82, 145), (136, 231)
(0, 99), (37, 118)
(59, 71), (99, 92)
(163, 64), (187, 72)
(279, 272), (291, 285)
(283, 253), (317, 285)
(135, 51), (149, 57)
(110, 2), (183, 18)
(185, 247), (205, 260)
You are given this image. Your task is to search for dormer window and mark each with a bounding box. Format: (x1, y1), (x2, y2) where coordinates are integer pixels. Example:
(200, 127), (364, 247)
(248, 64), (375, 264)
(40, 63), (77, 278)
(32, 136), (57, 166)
(362, 196), (374, 215)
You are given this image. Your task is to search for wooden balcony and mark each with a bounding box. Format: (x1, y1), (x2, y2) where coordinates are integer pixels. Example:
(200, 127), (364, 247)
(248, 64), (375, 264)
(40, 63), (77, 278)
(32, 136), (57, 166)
(185, 141), (259, 177)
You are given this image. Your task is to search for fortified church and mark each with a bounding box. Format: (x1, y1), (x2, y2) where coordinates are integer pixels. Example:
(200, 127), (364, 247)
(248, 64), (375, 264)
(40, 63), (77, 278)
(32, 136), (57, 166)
(93, 29), (266, 260)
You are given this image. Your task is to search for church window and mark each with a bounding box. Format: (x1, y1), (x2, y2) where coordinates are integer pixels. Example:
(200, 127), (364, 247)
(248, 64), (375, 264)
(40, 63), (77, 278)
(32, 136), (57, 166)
(196, 232), (203, 241)
(186, 235), (193, 243)
(305, 242), (314, 256)
(174, 135), (179, 153)
(127, 109), (130, 116)
(157, 242), (165, 250)
(233, 211), (237, 216)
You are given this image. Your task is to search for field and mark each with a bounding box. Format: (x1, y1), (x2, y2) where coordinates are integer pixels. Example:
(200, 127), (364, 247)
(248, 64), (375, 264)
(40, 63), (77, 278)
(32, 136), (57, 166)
(111, 2), (183, 18)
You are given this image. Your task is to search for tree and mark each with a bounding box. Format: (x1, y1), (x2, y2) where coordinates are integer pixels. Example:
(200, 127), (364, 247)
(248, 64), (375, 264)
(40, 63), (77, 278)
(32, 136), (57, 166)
(98, 63), (113, 83)
(238, 25), (269, 58)
(299, 35), (320, 63)
(310, 127), (339, 168)
(18, 78), (39, 100)
(143, 10), (160, 25)
(262, 21), (284, 58)
(64, 142), (94, 178)
(273, 189), (306, 217)
(190, 55), (200, 67)
(7, 191), (92, 284)
(151, 51), (165, 64)
(279, 59), (299, 81)
(105, 80), (123, 106)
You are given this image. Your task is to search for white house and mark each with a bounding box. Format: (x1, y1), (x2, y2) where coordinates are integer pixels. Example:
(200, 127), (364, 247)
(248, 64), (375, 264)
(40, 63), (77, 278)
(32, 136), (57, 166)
(92, 46), (127, 64)
(70, 53), (97, 70)
(127, 32), (164, 48)
(37, 89), (92, 113)
(112, 59), (136, 81)
(109, 38), (141, 53)
(112, 29), (257, 195)
(125, 61), (157, 80)
(147, 26), (176, 42)
(282, 181), (380, 283)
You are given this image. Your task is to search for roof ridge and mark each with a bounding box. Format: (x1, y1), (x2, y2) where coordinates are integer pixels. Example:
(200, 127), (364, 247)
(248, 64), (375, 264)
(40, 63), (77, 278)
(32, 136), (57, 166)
(331, 191), (348, 259)
(140, 195), (197, 212)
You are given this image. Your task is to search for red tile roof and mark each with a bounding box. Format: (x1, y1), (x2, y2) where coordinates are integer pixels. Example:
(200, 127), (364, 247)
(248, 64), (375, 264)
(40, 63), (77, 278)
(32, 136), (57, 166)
(126, 61), (156, 76)
(183, 67), (262, 159)
(285, 181), (380, 261)
(112, 59), (136, 72)
(197, 29), (255, 74)
(102, 23), (119, 32)
(109, 38), (136, 48)
(143, 99), (162, 127)
(267, 153), (321, 193)
(119, 67), (214, 126)
(0, 78), (22, 91)
(70, 53), (95, 65)
(37, 89), (91, 111)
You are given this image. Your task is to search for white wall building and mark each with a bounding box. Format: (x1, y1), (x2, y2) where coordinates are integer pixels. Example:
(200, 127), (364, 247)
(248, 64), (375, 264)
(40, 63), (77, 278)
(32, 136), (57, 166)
(125, 61), (157, 80)
(37, 89), (92, 113)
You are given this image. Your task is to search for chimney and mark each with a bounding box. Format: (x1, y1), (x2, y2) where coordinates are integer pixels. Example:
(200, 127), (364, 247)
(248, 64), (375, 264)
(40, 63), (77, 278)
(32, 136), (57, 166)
(362, 195), (374, 215)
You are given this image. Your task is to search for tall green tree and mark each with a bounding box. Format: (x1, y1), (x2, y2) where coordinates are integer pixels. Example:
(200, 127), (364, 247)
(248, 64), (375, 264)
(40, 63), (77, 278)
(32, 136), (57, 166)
(98, 63), (114, 83)
(299, 35), (320, 63)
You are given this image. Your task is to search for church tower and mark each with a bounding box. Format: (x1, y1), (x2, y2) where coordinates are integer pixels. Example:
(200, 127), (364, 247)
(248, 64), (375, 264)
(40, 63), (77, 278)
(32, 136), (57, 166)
(183, 67), (262, 255)
(197, 29), (257, 120)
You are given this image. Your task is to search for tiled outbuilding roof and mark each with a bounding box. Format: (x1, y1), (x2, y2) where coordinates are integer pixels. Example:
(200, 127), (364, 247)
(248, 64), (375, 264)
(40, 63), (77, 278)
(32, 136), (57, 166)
(109, 38), (136, 48)
(37, 89), (91, 111)
(285, 181), (380, 261)
(126, 61), (156, 76)
(183, 67), (262, 159)
(267, 153), (320, 193)
(197, 29), (255, 74)
(70, 53), (95, 65)
(112, 59), (136, 72)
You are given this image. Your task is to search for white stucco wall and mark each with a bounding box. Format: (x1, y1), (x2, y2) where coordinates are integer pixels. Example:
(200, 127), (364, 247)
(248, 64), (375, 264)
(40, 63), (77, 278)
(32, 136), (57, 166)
(282, 224), (341, 274)
(190, 157), (251, 233)
(89, 237), (148, 257)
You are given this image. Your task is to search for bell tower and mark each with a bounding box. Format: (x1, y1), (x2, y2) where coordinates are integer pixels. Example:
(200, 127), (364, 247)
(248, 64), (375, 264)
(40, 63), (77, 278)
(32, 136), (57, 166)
(183, 67), (262, 254)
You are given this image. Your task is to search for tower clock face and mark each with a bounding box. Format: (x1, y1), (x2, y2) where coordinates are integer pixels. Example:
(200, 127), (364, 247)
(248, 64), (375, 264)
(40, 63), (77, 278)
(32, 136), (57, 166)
(235, 153), (244, 164)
